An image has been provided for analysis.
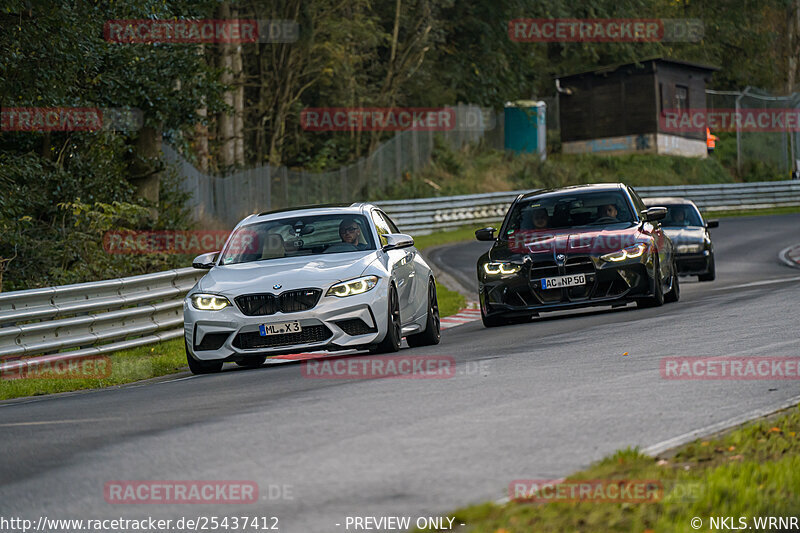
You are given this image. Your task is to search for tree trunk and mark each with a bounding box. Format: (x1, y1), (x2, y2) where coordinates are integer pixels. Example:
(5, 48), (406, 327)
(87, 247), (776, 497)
(788, 0), (800, 93)
(217, 2), (235, 169)
(129, 125), (162, 206)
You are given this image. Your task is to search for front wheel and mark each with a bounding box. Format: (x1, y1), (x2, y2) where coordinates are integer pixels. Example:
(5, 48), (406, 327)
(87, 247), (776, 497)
(637, 256), (665, 308)
(664, 260), (680, 303)
(186, 341), (224, 374)
(698, 256), (716, 282)
(406, 281), (441, 347)
(481, 304), (509, 327)
(371, 285), (402, 354)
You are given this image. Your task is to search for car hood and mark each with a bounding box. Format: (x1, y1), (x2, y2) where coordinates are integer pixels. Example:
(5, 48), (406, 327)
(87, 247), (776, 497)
(195, 251), (379, 295)
(662, 226), (706, 246)
(491, 224), (646, 261)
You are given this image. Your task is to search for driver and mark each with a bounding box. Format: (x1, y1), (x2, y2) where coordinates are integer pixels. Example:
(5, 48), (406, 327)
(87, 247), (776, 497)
(531, 207), (549, 229)
(339, 218), (368, 250)
(672, 208), (688, 226)
(598, 203), (619, 221)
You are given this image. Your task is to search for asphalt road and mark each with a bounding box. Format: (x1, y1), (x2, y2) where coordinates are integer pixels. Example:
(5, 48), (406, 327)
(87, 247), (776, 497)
(1, 213), (799, 532)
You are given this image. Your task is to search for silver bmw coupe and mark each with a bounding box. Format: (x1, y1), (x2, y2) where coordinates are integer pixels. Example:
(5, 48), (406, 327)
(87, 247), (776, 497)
(183, 203), (440, 374)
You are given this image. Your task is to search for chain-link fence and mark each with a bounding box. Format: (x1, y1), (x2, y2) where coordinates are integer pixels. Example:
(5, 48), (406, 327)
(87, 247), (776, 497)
(166, 104), (500, 228)
(704, 88), (800, 177)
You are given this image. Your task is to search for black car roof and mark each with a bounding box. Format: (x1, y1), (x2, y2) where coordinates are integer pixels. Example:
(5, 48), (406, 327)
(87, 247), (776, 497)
(517, 183), (625, 201)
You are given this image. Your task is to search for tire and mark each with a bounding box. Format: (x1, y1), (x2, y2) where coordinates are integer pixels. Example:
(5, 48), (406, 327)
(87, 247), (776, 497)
(235, 356), (267, 368)
(664, 261), (680, 303)
(371, 285), (402, 354)
(481, 304), (508, 327)
(186, 341), (223, 374)
(698, 256), (716, 282)
(406, 280), (441, 348)
(637, 256), (664, 308)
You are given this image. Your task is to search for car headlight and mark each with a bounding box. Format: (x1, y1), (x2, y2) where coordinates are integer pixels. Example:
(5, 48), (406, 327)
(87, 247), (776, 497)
(191, 293), (231, 310)
(601, 243), (647, 262)
(483, 262), (522, 275)
(676, 244), (703, 254)
(326, 275), (379, 297)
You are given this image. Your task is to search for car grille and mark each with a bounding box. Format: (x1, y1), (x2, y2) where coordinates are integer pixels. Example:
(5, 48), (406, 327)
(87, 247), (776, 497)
(336, 318), (377, 336)
(232, 325), (332, 349)
(529, 255), (598, 302)
(235, 289), (322, 316)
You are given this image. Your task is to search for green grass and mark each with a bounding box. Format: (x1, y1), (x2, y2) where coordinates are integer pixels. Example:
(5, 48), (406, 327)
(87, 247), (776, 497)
(436, 282), (466, 317)
(0, 338), (186, 400)
(372, 137), (741, 201)
(427, 405), (800, 533)
(704, 205), (800, 219)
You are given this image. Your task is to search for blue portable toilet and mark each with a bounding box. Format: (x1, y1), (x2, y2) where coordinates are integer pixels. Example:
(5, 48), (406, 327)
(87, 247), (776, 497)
(504, 100), (546, 159)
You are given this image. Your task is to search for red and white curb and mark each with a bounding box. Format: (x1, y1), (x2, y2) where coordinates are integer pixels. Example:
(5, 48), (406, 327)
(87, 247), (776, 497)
(779, 244), (800, 269)
(440, 307), (481, 330)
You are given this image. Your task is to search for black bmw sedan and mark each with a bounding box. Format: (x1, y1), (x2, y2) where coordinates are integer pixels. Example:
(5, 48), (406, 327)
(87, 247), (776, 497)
(475, 184), (679, 327)
(643, 197), (718, 282)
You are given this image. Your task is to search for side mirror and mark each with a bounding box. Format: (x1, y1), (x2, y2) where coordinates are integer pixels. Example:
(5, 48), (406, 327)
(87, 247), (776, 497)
(383, 233), (414, 251)
(192, 251), (219, 269)
(475, 227), (496, 241)
(706, 219), (719, 229)
(643, 207), (667, 222)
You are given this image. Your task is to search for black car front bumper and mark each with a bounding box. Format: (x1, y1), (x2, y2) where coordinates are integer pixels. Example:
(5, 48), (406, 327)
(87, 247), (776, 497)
(479, 255), (654, 317)
(675, 251), (712, 276)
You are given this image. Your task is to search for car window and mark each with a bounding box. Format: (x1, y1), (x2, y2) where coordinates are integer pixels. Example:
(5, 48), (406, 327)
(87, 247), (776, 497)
(378, 210), (400, 233)
(661, 204), (704, 227)
(505, 191), (635, 235)
(627, 187), (648, 218)
(371, 210), (392, 246)
(219, 214), (375, 265)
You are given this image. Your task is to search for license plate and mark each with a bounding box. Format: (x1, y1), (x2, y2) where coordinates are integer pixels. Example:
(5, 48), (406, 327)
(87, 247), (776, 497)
(259, 321), (302, 336)
(540, 274), (586, 290)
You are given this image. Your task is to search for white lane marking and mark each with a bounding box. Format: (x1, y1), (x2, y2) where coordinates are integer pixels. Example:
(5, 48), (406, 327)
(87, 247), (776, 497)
(727, 339), (800, 356)
(0, 418), (119, 427)
(779, 244), (800, 269)
(642, 393), (800, 457)
(157, 375), (197, 384)
(714, 275), (800, 290)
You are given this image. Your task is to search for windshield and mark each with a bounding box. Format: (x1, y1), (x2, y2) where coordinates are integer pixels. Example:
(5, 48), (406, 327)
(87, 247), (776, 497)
(660, 204), (704, 227)
(219, 214), (375, 265)
(504, 191), (635, 236)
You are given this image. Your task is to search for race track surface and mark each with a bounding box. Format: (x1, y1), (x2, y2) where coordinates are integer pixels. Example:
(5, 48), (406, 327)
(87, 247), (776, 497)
(1, 213), (799, 532)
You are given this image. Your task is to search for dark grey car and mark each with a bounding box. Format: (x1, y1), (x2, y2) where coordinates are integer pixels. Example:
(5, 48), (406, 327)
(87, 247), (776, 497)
(643, 197), (718, 281)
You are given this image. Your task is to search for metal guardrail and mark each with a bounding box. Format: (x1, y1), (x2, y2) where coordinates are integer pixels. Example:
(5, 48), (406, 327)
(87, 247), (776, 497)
(377, 180), (800, 234)
(0, 268), (204, 375)
(1, 180), (798, 374)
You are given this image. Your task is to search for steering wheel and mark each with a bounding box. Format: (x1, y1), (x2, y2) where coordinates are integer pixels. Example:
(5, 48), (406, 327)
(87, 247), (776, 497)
(594, 216), (618, 224)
